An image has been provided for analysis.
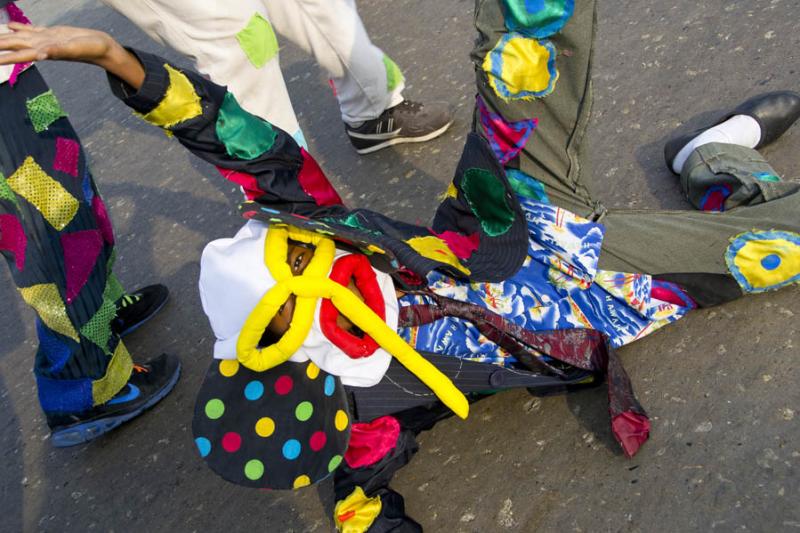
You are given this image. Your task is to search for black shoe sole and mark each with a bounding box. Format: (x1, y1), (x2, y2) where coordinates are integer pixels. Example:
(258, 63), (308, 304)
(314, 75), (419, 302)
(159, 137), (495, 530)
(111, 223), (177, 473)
(51, 362), (181, 448)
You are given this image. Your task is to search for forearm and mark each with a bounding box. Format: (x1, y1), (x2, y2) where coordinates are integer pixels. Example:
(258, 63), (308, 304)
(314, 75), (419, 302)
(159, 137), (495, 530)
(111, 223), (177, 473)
(93, 37), (144, 90)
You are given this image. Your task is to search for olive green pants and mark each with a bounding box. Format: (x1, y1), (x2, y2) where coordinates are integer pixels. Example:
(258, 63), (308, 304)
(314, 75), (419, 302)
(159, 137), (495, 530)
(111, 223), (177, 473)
(472, 0), (800, 305)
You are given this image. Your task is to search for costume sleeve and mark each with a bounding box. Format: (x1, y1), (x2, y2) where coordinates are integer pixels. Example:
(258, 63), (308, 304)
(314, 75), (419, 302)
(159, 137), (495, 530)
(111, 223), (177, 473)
(106, 49), (343, 210)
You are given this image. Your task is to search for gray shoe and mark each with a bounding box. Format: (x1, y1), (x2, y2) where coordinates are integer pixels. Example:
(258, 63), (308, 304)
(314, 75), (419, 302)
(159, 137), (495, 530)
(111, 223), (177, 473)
(345, 100), (454, 154)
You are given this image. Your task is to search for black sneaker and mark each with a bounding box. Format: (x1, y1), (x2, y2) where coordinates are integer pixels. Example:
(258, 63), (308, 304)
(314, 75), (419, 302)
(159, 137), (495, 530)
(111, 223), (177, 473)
(112, 284), (169, 337)
(48, 354), (181, 447)
(344, 100), (453, 154)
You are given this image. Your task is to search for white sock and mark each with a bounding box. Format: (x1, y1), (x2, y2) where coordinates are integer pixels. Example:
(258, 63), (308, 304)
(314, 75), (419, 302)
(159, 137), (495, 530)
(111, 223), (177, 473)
(671, 114), (762, 174)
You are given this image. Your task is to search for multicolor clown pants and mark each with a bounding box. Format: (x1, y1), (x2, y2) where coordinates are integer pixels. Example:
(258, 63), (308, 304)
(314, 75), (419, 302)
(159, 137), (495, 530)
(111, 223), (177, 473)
(0, 67), (132, 418)
(473, 0), (800, 305)
(101, 0), (406, 146)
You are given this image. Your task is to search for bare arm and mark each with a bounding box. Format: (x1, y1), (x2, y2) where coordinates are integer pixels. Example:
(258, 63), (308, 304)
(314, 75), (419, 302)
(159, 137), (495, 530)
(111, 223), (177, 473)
(0, 22), (144, 88)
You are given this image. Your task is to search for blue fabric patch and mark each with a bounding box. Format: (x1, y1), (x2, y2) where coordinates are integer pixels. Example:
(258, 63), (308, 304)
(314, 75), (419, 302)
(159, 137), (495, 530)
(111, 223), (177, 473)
(506, 168), (549, 203)
(82, 168), (95, 204)
(36, 374), (93, 413)
(36, 319), (73, 373)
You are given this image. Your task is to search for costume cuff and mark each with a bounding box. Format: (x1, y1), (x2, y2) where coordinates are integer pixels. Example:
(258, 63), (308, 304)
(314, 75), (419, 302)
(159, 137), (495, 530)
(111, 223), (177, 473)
(107, 48), (169, 114)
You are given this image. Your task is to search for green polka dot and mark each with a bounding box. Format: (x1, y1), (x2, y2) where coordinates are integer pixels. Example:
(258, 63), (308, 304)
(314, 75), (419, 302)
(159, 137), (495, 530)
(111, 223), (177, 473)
(328, 455), (343, 472)
(295, 401), (313, 422)
(244, 459), (264, 480)
(205, 399), (225, 419)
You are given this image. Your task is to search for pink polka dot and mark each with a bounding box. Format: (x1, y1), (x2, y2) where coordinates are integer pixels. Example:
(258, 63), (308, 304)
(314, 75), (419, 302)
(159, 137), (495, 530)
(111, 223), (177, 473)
(221, 432), (242, 453)
(309, 431), (327, 452)
(274, 375), (294, 396)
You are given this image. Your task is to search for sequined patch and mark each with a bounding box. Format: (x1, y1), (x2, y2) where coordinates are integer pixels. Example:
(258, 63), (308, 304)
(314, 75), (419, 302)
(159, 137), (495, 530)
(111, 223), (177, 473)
(236, 13), (279, 68)
(62, 229), (103, 304)
(8, 157), (79, 231)
(482, 34), (558, 101)
(405, 235), (471, 275)
(26, 90), (68, 133)
(80, 292), (118, 353)
(36, 319), (73, 373)
(19, 283), (79, 342)
(92, 340), (133, 406)
(461, 167), (516, 236)
(0, 214), (27, 271)
(725, 230), (800, 293)
(92, 195), (115, 245)
(141, 64), (202, 128)
(502, 0), (575, 38)
(53, 137), (80, 177)
(0, 172), (19, 206)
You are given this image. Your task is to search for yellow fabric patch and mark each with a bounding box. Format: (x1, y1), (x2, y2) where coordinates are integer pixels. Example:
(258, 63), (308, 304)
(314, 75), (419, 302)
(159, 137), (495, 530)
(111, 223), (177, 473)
(142, 64), (202, 128)
(19, 283), (79, 342)
(482, 35), (559, 101)
(334, 487), (382, 533)
(8, 157), (78, 231)
(730, 234), (800, 292)
(92, 340), (134, 406)
(442, 182), (458, 200)
(405, 235), (471, 276)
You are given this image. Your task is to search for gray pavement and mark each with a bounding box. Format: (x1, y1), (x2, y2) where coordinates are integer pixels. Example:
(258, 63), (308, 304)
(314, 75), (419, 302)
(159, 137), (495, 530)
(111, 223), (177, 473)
(1, 0), (799, 531)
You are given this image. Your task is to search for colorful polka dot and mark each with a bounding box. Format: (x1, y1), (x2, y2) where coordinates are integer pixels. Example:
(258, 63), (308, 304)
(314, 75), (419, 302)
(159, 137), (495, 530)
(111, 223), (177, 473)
(309, 431), (327, 452)
(282, 439), (301, 460)
(295, 401), (314, 422)
(244, 459), (264, 480)
(244, 380), (265, 400)
(306, 362), (320, 380)
(221, 431), (242, 453)
(324, 375), (336, 396)
(328, 454), (343, 472)
(293, 475), (311, 489)
(205, 399), (225, 419)
(761, 254), (781, 270)
(255, 417), (275, 438)
(195, 437), (211, 458)
(334, 410), (349, 431)
(274, 375), (293, 395)
(219, 359), (239, 377)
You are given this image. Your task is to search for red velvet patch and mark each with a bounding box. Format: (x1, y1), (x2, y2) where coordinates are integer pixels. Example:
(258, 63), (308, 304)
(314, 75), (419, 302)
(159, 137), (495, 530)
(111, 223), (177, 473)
(216, 166), (266, 201)
(61, 229), (103, 304)
(432, 230), (480, 260)
(53, 137), (80, 177)
(611, 411), (650, 458)
(297, 149), (342, 207)
(344, 416), (401, 469)
(320, 254), (385, 358)
(0, 214), (27, 271)
(92, 195), (114, 245)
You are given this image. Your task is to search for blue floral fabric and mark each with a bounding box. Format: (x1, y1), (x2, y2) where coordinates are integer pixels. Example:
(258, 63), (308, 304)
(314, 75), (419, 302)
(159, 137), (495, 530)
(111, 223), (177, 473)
(399, 197), (692, 366)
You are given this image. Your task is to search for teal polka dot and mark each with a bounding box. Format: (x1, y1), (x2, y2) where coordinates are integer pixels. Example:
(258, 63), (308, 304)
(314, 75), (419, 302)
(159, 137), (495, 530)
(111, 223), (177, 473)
(282, 439), (301, 460)
(244, 380), (264, 400)
(324, 375), (336, 396)
(195, 437), (211, 458)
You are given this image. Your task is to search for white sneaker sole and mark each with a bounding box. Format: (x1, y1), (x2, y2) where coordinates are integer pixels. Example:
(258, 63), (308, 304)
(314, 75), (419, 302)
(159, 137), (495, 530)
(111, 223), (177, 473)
(351, 120), (454, 155)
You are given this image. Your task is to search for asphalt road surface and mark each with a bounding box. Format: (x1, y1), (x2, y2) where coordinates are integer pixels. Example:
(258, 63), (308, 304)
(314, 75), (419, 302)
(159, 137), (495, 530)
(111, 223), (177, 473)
(1, 1), (798, 531)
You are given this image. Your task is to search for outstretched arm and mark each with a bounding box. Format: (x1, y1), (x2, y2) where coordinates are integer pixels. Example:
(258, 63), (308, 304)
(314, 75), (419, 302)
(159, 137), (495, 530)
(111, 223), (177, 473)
(0, 22), (144, 88)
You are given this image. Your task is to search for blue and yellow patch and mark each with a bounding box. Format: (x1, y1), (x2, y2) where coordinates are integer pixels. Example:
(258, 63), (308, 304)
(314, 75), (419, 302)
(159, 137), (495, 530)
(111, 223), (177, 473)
(725, 230), (800, 293)
(483, 34), (559, 101)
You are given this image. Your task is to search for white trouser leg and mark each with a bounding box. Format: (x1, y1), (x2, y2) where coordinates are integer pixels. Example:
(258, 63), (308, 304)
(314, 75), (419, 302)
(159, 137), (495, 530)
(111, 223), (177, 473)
(263, 0), (405, 124)
(100, 0), (303, 139)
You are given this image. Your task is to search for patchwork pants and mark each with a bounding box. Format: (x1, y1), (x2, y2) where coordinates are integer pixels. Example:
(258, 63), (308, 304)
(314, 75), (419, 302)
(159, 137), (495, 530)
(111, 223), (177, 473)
(0, 67), (132, 418)
(473, 0), (800, 306)
(102, 0), (405, 144)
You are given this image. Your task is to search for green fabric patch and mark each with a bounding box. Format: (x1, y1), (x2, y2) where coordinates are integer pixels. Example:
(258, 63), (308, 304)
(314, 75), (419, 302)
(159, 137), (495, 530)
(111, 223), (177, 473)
(0, 173), (19, 206)
(216, 92), (277, 160)
(236, 13), (279, 68)
(461, 167), (515, 237)
(26, 90), (68, 133)
(105, 272), (126, 304)
(383, 55), (404, 92)
(80, 297), (117, 353)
